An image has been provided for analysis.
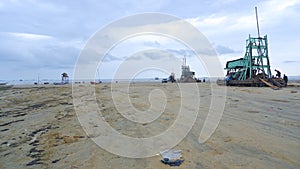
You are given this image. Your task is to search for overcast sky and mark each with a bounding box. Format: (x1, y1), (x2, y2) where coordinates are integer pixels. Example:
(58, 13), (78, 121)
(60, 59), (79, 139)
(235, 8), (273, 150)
(0, 0), (299, 81)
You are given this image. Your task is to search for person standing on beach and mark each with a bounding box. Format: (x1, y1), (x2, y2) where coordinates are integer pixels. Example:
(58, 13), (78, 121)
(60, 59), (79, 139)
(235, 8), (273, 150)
(275, 69), (281, 78)
(283, 74), (288, 86)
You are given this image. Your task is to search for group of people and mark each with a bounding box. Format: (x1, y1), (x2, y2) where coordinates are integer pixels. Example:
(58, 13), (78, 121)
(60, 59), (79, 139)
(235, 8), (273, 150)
(275, 69), (288, 86)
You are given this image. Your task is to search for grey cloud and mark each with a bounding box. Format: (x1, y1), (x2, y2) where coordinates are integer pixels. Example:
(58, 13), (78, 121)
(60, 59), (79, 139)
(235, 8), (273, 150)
(143, 40), (160, 47)
(0, 33), (78, 70)
(102, 54), (123, 62)
(143, 51), (166, 60)
(125, 55), (142, 61)
(168, 48), (217, 57)
(167, 49), (195, 57)
(214, 45), (240, 55)
(283, 60), (300, 64)
(126, 49), (175, 61)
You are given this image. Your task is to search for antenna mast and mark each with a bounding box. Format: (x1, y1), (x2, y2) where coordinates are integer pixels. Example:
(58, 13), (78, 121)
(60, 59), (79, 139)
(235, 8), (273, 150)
(255, 6), (260, 38)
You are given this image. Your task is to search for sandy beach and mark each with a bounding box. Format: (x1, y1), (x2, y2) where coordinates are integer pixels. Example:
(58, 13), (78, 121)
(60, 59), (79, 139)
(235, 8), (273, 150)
(0, 82), (299, 169)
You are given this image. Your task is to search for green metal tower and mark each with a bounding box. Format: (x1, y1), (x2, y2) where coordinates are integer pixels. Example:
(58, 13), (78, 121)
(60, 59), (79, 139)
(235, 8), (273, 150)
(224, 7), (272, 81)
(219, 7), (286, 88)
(243, 34), (271, 80)
(224, 34), (271, 80)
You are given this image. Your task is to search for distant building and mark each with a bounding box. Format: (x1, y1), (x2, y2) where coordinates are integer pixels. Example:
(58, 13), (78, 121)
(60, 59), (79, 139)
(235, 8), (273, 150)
(179, 56), (196, 82)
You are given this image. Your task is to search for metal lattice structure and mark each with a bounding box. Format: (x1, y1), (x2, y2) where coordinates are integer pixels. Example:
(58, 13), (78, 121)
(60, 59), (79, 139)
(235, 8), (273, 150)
(225, 34), (272, 80)
(218, 7), (286, 88)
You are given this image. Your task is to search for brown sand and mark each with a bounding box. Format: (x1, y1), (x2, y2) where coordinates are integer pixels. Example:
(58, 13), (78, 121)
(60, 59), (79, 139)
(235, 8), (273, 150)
(0, 83), (299, 169)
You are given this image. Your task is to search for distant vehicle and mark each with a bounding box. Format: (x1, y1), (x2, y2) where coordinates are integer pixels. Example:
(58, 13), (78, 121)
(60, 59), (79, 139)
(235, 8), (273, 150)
(155, 77), (159, 80)
(90, 81), (102, 84)
(162, 78), (168, 83)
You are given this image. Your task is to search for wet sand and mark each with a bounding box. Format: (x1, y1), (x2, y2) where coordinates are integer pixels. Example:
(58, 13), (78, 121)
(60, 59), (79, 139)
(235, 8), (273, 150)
(0, 83), (299, 169)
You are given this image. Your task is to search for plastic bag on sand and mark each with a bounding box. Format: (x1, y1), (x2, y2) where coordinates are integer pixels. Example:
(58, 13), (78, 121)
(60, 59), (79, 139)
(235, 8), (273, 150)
(160, 149), (182, 161)
(160, 149), (184, 166)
